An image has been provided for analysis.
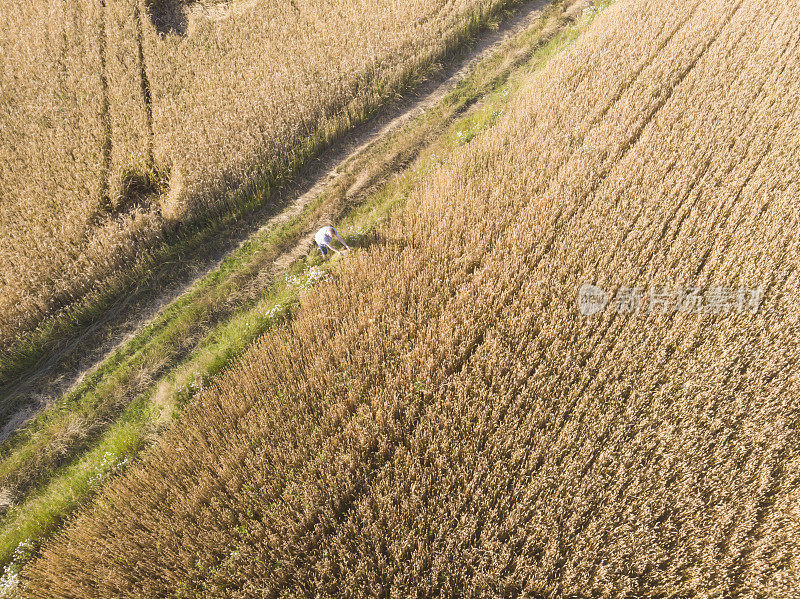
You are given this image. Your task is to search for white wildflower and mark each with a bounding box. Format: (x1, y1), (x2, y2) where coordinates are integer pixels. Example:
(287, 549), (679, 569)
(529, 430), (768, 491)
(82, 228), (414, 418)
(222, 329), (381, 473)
(0, 539), (35, 597)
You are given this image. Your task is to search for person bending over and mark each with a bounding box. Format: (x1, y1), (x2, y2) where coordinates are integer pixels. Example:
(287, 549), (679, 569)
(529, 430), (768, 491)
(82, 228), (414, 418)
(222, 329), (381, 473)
(314, 225), (350, 259)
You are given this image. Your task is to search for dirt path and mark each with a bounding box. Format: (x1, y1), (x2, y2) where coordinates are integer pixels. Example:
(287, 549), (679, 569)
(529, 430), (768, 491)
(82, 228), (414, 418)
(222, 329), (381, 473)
(0, 0), (554, 443)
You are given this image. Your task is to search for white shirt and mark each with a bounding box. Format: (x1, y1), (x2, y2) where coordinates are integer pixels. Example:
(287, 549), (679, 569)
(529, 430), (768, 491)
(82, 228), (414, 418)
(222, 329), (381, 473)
(315, 226), (335, 247)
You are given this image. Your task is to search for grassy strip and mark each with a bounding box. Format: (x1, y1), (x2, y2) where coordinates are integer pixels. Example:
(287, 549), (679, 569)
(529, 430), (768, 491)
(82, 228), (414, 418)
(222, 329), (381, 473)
(0, 0), (605, 581)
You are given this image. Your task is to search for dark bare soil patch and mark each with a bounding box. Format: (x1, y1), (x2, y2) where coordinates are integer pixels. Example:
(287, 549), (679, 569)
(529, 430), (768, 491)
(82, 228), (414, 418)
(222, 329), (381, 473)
(147, 0), (190, 36)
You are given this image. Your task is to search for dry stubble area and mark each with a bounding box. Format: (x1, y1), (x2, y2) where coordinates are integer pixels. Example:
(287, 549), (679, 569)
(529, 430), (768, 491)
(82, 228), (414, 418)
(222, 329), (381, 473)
(23, 0), (800, 596)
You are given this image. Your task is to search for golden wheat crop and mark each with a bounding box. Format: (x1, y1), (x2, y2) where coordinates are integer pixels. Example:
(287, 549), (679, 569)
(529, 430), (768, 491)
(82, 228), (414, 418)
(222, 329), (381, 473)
(21, 0), (800, 596)
(0, 0), (510, 359)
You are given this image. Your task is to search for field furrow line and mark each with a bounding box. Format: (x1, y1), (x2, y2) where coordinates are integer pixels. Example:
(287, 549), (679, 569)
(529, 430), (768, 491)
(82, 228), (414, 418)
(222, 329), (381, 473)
(527, 0), (705, 210)
(493, 0), (748, 311)
(134, 0), (155, 174)
(602, 0), (745, 182)
(617, 0), (797, 285)
(692, 95), (800, 287)
(690, 104), (793, 283)
(97, 0), (112, 210)
(588, 0), (703, 129)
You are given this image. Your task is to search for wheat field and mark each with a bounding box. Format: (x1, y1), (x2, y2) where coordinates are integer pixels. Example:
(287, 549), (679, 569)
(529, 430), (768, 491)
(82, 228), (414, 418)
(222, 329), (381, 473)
(0, 0), (510, 362)
(21, 0), (800, 595)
